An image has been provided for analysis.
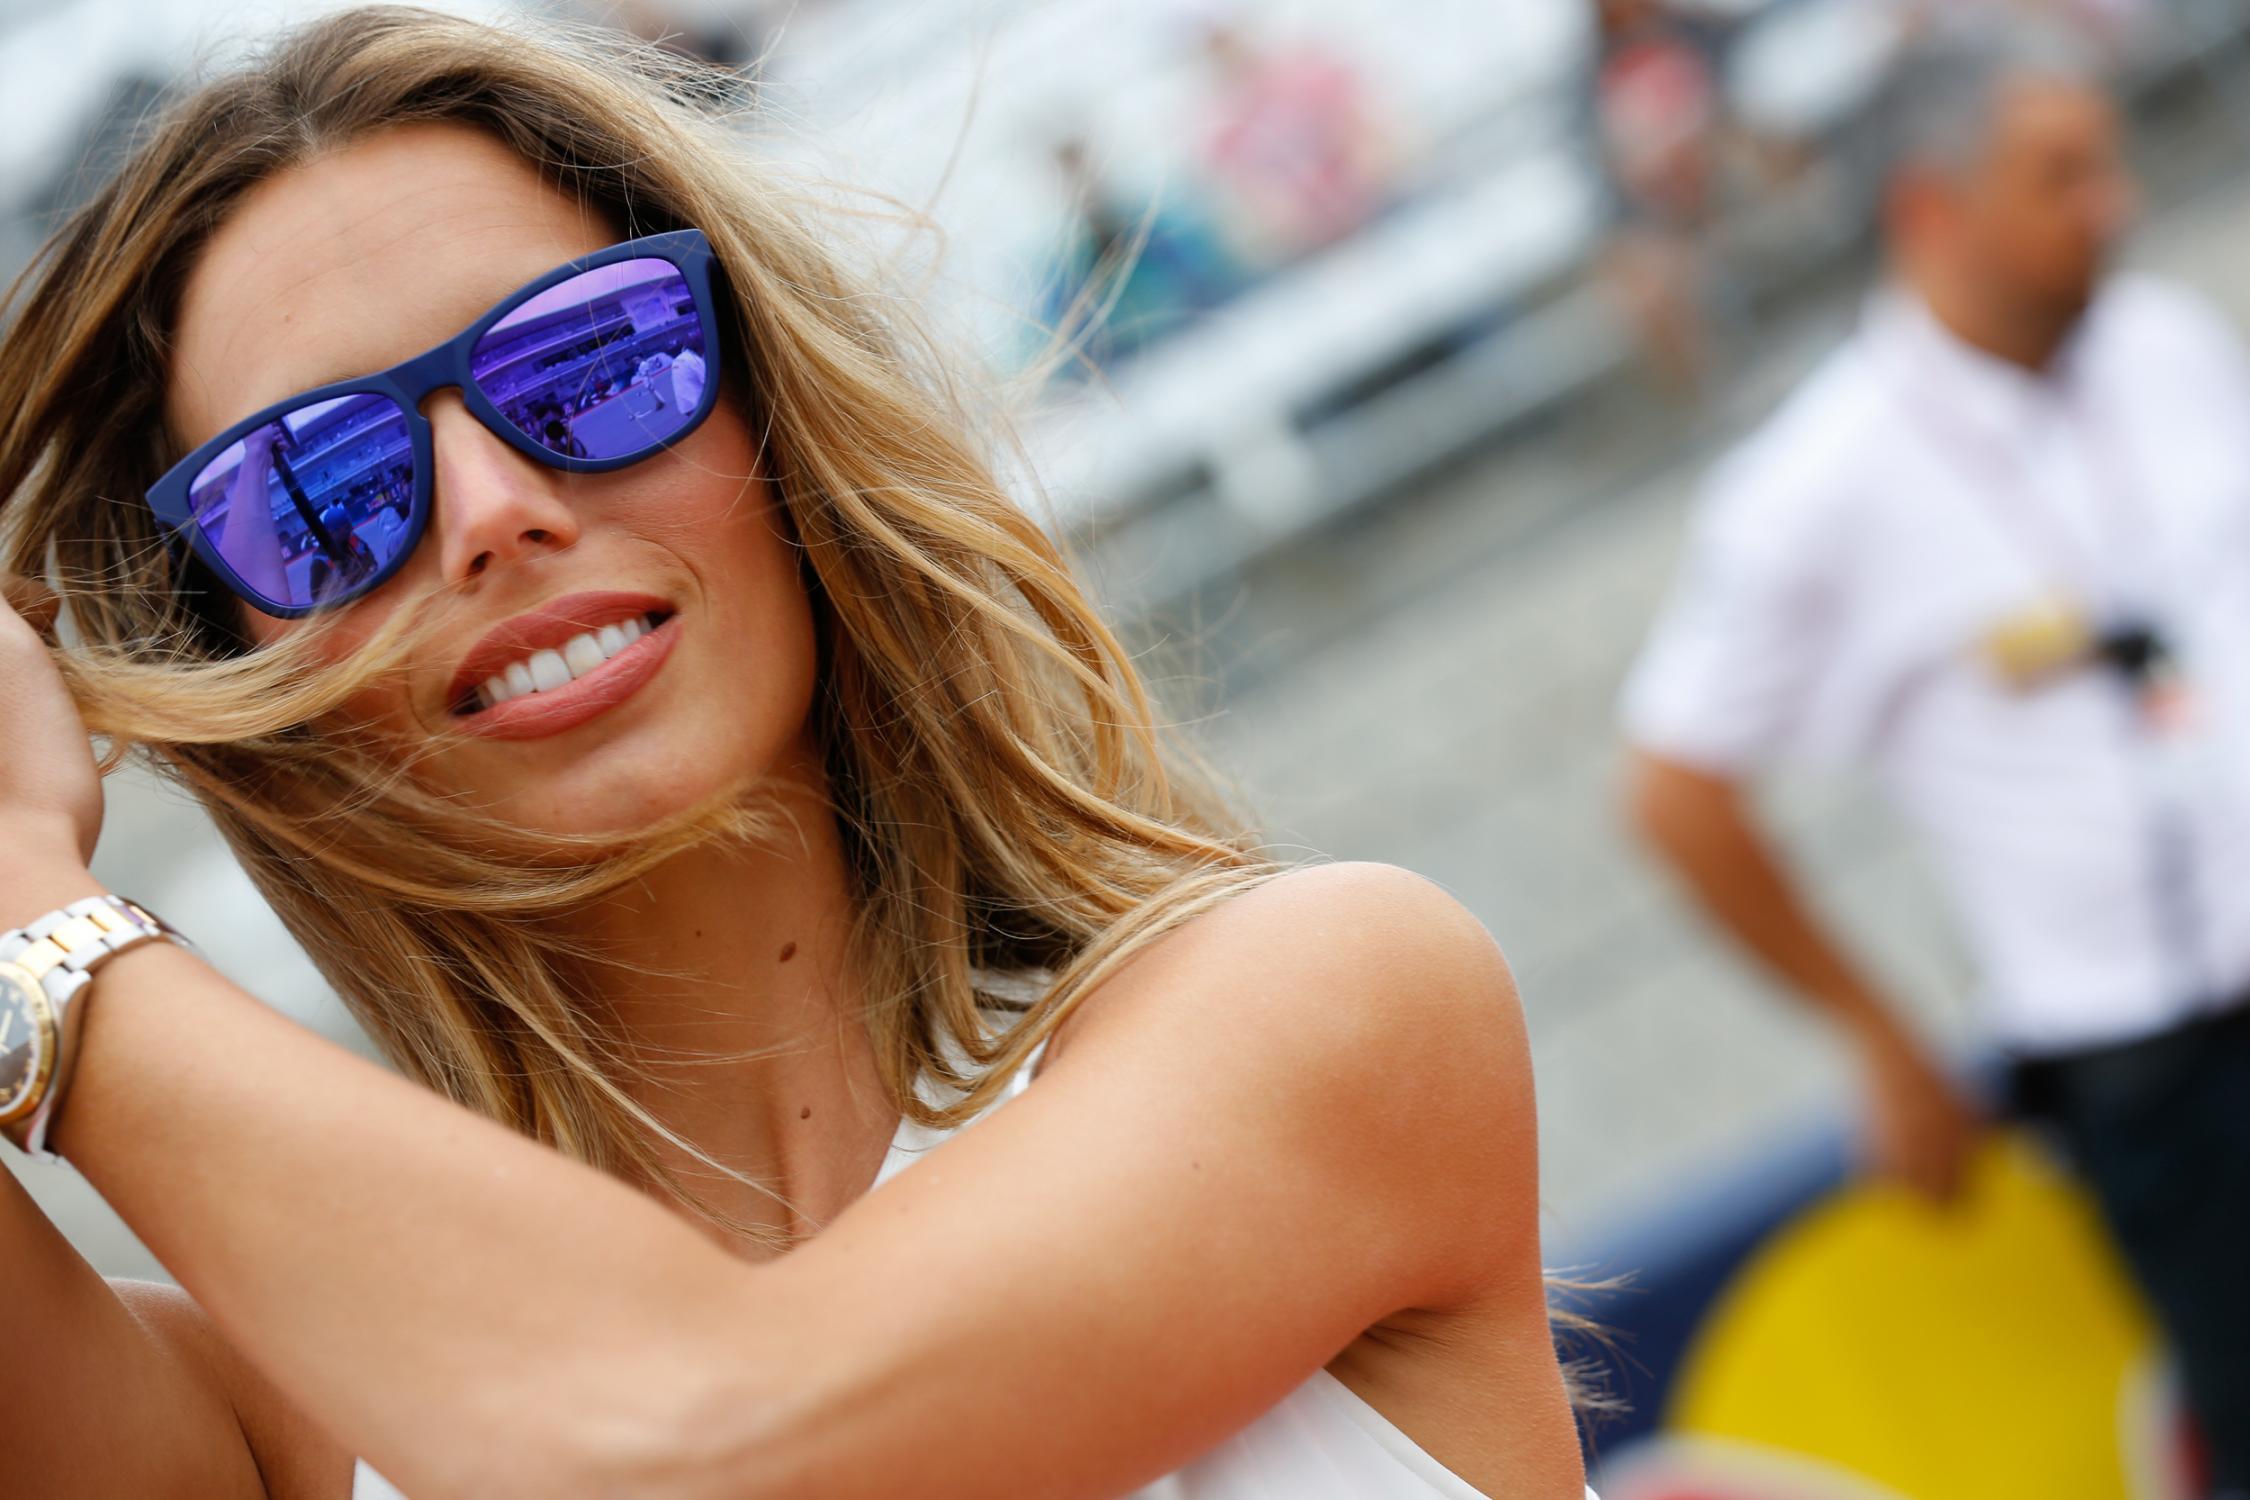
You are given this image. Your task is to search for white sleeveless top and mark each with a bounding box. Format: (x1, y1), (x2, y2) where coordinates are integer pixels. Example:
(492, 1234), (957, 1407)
(355, 1024), (1595, 1500)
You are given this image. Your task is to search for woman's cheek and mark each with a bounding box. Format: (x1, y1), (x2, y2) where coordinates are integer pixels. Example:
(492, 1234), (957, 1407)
(240, 598), (424, 736)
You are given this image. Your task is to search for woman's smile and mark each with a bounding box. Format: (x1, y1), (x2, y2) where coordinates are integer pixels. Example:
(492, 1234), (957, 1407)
(446, 592), (682, 741)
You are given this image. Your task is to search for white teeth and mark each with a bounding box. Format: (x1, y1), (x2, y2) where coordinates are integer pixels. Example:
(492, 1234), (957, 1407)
(562, 633), (606, 676)
(467, 612), (662, 712)
(528, 649), (572, 692)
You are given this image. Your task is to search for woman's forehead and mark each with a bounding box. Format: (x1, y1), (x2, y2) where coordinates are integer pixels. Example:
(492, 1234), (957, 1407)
(166, 124), (617, 451)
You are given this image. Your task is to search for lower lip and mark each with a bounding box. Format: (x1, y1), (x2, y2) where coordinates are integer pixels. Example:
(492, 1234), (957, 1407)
(452, 615), (680, 741)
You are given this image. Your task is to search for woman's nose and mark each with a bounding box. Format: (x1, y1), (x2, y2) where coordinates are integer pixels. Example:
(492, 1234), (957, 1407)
(423, 393), (582, 585)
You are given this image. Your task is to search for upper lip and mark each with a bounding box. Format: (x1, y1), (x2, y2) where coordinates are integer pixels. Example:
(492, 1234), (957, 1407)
(446, 589), (674, 711)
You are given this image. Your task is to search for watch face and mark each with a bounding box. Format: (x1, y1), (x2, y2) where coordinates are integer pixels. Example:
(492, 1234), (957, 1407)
(0, 963), (55, 1123)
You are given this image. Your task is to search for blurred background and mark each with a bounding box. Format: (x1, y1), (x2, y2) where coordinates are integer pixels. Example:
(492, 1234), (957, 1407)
(7, 1), (2250, 1495)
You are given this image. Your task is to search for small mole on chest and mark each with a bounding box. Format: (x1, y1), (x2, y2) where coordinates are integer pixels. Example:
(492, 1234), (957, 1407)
(800, 1105), (812, 1120)
(778, 941), (798, 963)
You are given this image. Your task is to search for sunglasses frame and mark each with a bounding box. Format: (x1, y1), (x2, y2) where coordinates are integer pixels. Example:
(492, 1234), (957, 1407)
(145, 226), (725, 619)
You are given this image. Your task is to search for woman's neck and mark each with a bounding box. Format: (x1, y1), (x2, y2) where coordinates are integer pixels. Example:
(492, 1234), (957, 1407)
(574, 760), (897, 1254)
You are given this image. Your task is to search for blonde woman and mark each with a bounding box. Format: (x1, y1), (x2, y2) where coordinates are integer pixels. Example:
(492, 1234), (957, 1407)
(0, 7), (1594, 1498)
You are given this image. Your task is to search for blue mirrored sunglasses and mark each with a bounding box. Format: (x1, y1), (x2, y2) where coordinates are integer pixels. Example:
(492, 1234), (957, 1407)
(146, 227), (724, 619)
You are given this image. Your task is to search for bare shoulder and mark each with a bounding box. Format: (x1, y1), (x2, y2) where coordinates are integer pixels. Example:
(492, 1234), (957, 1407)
(1054, 859), (1528, 1065)
(1044, 860), (1543, 1299)
(112, 1278), (356, 1500)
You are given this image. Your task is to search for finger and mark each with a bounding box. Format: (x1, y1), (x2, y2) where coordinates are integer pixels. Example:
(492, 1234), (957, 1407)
(1, 572), (63, 638)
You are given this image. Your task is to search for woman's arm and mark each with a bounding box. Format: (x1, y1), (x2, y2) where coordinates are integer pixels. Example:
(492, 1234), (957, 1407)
(10, 523), (1543, 1497)
(0, 1164), (269, 1496)
(0, 575), (281, 1494)
(6, 859), (763, 1500)
(10, 857), (1544, 1500)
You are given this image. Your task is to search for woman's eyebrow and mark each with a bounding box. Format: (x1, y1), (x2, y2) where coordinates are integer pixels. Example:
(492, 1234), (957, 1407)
(277, 267), (549, 396)
(298, 355), (391, 391)
(245, 332), (429, 412)
(188, 249), (586, 448)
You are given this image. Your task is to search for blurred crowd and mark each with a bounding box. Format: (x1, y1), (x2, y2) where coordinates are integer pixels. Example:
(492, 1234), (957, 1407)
(946, 0), (2236, 388)
(1587, 0), (2174, 396)
(1032, 14), (1396, 369)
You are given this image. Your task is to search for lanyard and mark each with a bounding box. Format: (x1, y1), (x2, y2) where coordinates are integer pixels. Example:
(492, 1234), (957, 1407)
(1871, 309), (2220, 1014)
(1871, 321), (2160, 623)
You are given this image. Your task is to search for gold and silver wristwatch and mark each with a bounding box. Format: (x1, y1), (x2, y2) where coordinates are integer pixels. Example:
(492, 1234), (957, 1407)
(0, 894), (195, 1165)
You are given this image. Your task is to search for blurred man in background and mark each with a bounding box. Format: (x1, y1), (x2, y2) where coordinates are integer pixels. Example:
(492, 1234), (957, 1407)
(1619, 20), (2250, 1492)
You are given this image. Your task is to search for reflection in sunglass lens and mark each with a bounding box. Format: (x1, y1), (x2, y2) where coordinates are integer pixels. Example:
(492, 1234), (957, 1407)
(186, 391), (416, 612)
(470, 257), (709, 462)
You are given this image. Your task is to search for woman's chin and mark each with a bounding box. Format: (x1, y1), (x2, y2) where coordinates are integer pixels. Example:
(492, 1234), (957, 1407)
(448, 769), (750, 851)
(418, 716), (815, 850)
(543, 793), (734, 847)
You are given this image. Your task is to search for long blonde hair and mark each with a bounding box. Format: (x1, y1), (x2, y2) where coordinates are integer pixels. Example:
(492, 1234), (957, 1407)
(0, 3), (1284, 1242)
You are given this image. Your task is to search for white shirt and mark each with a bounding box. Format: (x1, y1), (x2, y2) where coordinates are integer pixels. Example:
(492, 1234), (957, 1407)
(1621, 275), (2250, 1054)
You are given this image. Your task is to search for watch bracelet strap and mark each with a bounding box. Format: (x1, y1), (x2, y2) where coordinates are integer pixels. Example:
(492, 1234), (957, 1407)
(0, 894), (195, 1004)
(1, 894), (197, 1163)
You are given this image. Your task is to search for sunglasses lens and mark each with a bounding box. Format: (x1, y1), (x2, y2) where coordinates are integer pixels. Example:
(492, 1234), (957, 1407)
(470, 257), (710, 462)
(186, 391), (415, 613)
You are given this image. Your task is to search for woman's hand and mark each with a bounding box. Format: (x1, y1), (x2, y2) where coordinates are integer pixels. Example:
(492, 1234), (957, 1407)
(0, 571), (104, 875)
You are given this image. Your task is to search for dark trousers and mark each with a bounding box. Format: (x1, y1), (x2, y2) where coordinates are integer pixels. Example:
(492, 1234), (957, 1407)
(2010, 1003), (2250, 1495)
